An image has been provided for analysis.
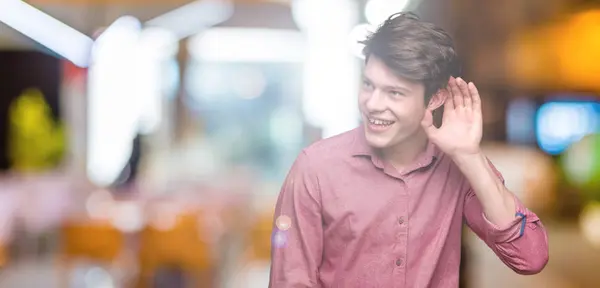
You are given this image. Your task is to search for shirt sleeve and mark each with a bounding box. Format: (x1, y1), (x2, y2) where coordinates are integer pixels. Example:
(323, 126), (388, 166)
(269, 150), (323, 288)
(463, 159), (549, 275)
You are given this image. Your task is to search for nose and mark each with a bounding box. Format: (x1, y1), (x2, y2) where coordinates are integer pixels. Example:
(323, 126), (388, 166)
(365, 90), (386, 112)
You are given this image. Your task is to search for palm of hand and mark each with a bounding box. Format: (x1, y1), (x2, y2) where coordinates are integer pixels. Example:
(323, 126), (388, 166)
(421, 77), (483, 156)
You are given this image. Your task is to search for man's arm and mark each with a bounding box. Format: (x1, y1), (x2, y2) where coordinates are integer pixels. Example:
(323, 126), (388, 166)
(454, 152), (549, 275)
(269, 150), (323, 288)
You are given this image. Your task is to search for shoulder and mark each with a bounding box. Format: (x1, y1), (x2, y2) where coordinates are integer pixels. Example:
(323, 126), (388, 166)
(288, 128), (359, 177)
(301, 128), (358, 163)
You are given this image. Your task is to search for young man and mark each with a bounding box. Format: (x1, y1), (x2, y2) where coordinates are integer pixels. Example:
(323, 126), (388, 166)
(269, 12), (548, 287)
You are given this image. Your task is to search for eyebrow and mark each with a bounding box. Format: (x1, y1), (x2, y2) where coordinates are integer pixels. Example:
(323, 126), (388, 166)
(362, 75), (412, 93)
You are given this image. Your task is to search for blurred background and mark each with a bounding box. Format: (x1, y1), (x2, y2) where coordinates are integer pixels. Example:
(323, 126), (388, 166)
(0, 0), (599, 287)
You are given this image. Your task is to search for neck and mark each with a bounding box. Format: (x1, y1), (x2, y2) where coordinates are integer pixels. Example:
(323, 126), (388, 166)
(380, 129), (429, 169)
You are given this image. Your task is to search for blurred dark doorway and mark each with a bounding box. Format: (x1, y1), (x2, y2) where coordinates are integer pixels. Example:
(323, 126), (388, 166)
(0, 50), (61, 171)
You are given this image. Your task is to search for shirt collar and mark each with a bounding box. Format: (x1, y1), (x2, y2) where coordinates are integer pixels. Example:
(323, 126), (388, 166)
(350, 125), (440, 175)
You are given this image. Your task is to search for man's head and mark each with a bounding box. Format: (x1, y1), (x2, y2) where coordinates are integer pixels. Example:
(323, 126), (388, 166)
(358, 12), (459, 150)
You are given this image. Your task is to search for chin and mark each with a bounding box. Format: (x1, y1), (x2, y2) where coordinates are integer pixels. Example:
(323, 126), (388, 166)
(363, 128), (395, 149)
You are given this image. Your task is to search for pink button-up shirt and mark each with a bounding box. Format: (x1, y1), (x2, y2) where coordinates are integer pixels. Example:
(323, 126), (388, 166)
(269, 127), (548, 288)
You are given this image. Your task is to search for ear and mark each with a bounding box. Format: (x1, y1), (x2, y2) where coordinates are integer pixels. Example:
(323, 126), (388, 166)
(427, 89), (447, 111)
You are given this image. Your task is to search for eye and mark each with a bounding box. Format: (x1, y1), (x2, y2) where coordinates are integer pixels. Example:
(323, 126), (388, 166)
(362, 80), (373, 90)
(389, 91), (404, 97)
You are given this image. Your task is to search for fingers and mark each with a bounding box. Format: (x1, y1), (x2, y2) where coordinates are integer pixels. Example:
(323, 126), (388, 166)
(468, 82), (481, 110)
(443, 92), (454, 111)
(449, 77), (463, 108)
(449, 77), (481, 114)
(456, 77), (471, 109)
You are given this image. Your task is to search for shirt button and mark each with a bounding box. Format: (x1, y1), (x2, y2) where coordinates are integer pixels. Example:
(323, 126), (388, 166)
(398, 217), (405, 225)
(395, 258), (403, 266)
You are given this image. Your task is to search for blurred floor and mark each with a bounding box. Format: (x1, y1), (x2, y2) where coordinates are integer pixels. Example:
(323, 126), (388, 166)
(467, 222), (600, 288)
(1, 223), (600, 287)
(0, 258), (61, 288)
(0, 257), (272, 288)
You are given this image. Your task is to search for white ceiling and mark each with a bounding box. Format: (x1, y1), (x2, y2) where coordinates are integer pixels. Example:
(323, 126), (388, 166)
(0, 1), (301, 50)
(0, 0), (445, 51)
(0, 3), (200, 49)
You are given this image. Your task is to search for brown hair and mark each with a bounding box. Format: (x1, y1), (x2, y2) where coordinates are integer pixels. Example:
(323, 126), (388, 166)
(361, 12), (460, 102)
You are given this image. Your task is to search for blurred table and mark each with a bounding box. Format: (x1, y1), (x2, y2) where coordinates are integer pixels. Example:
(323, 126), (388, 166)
(466, 221), (600, 288)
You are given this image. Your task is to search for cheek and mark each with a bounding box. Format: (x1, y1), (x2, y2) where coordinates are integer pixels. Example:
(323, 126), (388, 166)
(388, 104), (409, 120)
(357, 93), (369, 108)
(390, 102), (425, 123)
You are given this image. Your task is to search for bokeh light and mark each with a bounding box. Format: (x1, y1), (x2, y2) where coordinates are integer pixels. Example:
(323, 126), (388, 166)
(85, 189), (114, 220)
(110, 201), (144, 233)
(580, 202), (600, 248)
(536, 101), (600, 155)
(275, 215), (291, 231)
(272, 230), (288, 248)
(562, 134), (600, 199)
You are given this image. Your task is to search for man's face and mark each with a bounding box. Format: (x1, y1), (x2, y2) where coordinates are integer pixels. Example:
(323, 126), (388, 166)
(358, 56), (431, 150)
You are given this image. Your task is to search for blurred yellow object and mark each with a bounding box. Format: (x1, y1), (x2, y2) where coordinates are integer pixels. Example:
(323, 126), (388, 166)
(506, 9), (600, 91)
(137, 210), (214, 288)
(247, 209), (275, 262)
(8, 88), (65, 172)
(60, 220), (124, 262)
(482, 143), (558, 215)
(506, 25), (561, 89)
(0, 243), (6, 268)
(557, 10), (600, 90)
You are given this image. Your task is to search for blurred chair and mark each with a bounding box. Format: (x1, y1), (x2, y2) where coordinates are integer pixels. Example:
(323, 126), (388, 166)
(247, 209), (274, 263)
(228, 209), (274, 288)
(59, 220), (125, 287)
(136, 209), (214, 288)
(0, 242), (7, 268)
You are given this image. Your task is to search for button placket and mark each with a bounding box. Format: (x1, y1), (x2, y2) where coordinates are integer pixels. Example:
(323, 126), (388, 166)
(397, 179), (408, 228)
(398, 179), (409, 273)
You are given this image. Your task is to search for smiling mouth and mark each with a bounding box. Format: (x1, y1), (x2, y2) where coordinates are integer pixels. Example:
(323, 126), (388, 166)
(366, 117), (396, 132)
(368, 117), (395, 126)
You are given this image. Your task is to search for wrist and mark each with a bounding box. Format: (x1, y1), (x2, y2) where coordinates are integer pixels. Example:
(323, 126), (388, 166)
(449, 149), (484, 165)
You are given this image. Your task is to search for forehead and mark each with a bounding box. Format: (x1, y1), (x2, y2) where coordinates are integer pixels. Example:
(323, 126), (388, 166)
(363, 56), (420, 90)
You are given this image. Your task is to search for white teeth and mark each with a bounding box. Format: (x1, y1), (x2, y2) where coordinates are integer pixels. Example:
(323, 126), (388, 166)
(369, 118), (394, 126)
